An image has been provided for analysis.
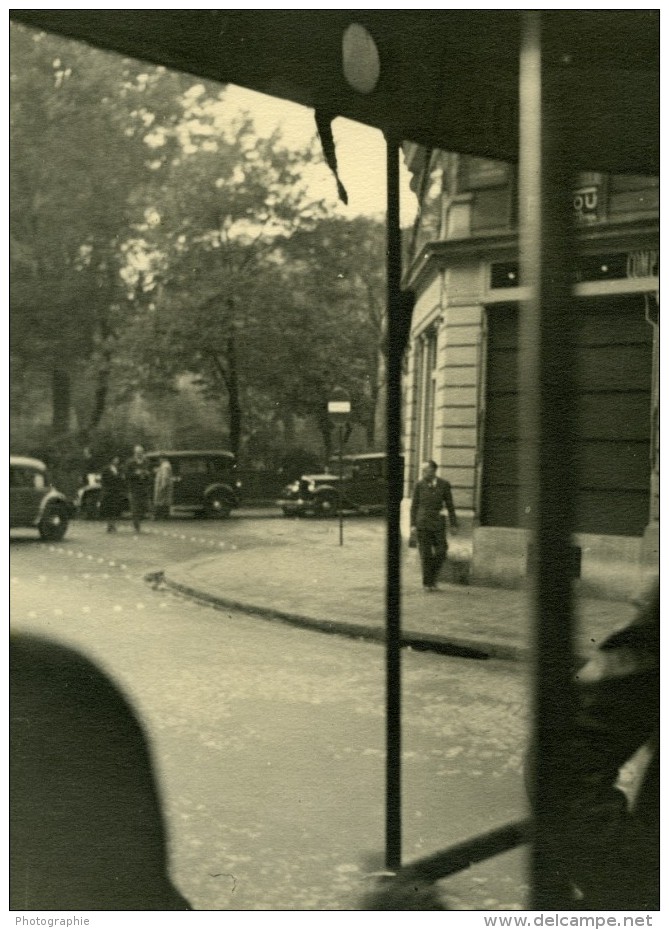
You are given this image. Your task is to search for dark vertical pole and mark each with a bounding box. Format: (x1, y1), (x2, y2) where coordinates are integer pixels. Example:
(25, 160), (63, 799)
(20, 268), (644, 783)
(518, 11), (578, 910)
(338, 424), (344, 546)
(384, 133), (402, 871)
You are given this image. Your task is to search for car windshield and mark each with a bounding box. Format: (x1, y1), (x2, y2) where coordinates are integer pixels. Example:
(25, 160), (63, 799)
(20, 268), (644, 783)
(328, 460), (355, 478)
(329, 460), (383, 479)
(10, 467), (46, 489)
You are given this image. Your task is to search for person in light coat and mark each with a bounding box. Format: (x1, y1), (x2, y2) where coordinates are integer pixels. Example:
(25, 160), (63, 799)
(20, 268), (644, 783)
(153, 454), (173, 520)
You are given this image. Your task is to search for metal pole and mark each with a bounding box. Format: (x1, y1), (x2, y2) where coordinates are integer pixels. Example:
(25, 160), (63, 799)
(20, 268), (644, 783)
(338, 424), (344, 546)
(519, 11), (579, 910)
(384, 132), (402, 871)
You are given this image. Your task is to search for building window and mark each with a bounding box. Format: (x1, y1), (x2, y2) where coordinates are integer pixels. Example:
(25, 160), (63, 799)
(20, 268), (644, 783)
(416, 325), (438, 472)
(458, 155), (508, 191)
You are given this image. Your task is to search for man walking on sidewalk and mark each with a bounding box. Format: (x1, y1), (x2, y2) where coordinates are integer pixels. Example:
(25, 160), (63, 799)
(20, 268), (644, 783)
(410, 460), (458, 591)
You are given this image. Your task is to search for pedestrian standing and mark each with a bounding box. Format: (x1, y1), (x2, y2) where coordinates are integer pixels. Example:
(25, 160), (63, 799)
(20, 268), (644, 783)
(153, 454), (173, 520)
(124, 445), (151, 534)
(409, 460), (458, 591)
(81, 445), (96, 486)
(99, 455), (125, 533)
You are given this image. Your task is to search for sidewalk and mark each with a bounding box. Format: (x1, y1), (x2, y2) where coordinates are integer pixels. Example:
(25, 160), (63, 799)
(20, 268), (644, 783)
(155, 522), (639, 661)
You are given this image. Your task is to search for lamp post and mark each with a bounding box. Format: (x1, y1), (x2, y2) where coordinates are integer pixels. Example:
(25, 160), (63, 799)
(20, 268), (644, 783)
(327, 387), (351, 546)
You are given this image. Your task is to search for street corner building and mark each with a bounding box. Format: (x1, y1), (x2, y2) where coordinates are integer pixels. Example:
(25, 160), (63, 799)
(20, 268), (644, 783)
(401, 148), (659, 601)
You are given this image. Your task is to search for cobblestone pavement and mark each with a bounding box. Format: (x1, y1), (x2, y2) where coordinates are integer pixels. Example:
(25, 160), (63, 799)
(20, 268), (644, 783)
(11, 531), (530, 910)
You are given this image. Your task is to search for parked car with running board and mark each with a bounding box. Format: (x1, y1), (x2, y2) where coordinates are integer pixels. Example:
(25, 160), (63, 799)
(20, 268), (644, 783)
(76, 449), (242, 519)
(278, 452), (390, 517)
(10, 456), (74, 541)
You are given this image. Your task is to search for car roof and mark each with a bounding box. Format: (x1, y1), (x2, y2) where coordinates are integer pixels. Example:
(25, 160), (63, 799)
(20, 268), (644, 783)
(145, 450), (235, 459)
(10, 456), (46, 471)
(333, 452), (387, 462)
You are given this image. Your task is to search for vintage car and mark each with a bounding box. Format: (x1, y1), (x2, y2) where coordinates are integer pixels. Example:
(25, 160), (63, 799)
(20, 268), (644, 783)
(76, 449), (242, 519)
(278, 452), (389, 517)
(10, 456), (74, 541)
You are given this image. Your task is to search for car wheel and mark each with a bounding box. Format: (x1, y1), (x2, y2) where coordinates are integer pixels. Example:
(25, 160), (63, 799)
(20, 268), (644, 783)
(314, 493), (338, 517)
(81, 491), (101, 520)
(39, 505), (69, 541)
(205, 491), (232, 519)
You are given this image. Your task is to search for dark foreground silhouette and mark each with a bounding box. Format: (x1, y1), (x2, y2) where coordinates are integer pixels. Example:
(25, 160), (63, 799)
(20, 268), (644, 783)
(10, 633), (190, 910)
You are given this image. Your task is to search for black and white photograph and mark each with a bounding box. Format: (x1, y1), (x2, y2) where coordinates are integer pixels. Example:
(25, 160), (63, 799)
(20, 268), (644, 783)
(8, 8), (659, 919)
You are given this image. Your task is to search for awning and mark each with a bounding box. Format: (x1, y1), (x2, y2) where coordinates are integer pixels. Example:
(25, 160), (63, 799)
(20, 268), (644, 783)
(10, 10), (659, 176)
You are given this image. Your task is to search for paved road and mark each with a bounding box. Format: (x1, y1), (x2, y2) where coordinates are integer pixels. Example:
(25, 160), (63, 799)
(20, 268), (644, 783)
(10, 517), (530, 910)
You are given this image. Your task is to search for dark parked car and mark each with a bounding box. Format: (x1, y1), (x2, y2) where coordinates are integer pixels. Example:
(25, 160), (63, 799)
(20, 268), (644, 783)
(278, 452), (389, 517)
(10, 456), (74, 541)
(76, 450), (242, 519)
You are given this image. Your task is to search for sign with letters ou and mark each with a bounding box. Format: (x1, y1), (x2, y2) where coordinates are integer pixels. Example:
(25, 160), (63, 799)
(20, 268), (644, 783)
(573, 186), (598, 223)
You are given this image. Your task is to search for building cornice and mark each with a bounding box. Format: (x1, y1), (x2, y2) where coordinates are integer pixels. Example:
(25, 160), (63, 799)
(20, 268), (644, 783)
(404, 217), (659, 291)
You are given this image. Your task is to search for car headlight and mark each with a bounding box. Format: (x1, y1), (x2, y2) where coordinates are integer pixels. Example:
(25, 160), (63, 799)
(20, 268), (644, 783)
(307, 481), (316, 492)
(287, 481), (300, 493)
(235, 480), (243, 489)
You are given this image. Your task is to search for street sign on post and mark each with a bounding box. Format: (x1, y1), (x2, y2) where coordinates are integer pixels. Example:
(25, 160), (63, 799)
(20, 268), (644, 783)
(327, 391), (351, 424)
(327, 388), (351, 546)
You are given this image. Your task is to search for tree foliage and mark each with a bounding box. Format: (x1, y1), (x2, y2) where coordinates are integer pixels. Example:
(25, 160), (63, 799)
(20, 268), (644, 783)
(10, 22), (389, 464)
(10, 23), (196, 431)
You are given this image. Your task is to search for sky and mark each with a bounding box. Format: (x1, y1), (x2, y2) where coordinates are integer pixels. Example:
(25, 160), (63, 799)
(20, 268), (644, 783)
(221, 84), (419, 227)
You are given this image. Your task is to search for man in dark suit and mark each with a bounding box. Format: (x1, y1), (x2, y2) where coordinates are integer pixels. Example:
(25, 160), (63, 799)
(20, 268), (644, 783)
(123, 445), (152, 533)
(410, 460), (458, 590)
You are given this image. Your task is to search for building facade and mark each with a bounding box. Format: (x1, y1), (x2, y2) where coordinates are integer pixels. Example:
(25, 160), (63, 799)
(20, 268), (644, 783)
(402, 146), (659, 598)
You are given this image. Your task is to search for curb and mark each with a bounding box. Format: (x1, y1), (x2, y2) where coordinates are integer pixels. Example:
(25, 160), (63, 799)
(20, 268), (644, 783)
(146, 570), (528, 662)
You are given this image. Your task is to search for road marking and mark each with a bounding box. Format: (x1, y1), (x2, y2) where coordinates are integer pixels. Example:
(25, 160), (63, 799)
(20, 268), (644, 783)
(113, 605), (122, 612)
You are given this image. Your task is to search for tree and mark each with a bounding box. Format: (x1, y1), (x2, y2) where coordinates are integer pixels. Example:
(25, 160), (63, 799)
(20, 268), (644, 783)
(11, 22), (389, 464)
(9, 22), (198, 433)
(277, 215), (387, 452)
(114, 91), (331, 458)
